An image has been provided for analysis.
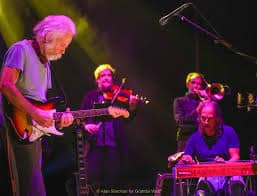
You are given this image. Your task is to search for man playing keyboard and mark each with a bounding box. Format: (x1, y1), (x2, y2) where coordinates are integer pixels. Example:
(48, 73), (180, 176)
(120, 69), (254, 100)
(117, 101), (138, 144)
(179, 100), (245, 196)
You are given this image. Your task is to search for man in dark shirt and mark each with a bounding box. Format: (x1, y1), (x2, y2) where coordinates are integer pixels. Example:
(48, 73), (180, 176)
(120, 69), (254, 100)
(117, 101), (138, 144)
(80, 64), (139, 190)
(173, 72), (205, 152)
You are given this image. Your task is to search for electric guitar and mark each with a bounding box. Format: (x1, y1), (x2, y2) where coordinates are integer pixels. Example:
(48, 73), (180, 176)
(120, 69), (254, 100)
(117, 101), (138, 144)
(6, 99), (129, 142)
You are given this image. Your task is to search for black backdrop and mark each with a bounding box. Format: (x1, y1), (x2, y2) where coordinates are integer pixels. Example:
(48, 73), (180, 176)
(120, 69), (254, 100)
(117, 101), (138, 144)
(0, 1), (256, 195)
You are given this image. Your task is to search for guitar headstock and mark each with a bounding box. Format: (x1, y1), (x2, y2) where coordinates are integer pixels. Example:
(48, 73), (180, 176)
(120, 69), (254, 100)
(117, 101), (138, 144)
(108, 106), (130, 118)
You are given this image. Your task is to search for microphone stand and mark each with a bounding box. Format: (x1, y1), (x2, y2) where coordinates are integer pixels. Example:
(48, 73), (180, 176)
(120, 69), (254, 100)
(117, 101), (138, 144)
(176, 13), (257, 66)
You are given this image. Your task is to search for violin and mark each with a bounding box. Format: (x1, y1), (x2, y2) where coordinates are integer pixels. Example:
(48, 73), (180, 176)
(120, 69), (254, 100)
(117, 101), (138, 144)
(103, 84), (149, 104)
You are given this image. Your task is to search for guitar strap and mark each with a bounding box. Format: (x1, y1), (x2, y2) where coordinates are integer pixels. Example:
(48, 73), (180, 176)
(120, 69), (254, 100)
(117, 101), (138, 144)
(31, 38), (69, 108)
(49, 65), (69, 108)
(31, 38), (47, 64)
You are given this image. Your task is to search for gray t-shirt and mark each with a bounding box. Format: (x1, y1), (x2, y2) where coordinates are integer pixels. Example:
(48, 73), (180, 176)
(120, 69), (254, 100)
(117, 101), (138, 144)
(2, 39), (52, 102)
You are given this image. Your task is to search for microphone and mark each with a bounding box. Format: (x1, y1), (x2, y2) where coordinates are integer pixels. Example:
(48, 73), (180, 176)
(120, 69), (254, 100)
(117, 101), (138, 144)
(159, 2), (192, 26)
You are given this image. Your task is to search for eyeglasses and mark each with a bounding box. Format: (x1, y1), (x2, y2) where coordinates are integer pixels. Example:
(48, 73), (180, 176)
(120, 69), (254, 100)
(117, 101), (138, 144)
(190, 81), (202, 84)
(200, 116), (215, 122)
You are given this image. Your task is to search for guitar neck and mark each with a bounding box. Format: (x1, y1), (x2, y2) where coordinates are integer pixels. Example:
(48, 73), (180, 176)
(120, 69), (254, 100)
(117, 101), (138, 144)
(53, 108), (109, 121)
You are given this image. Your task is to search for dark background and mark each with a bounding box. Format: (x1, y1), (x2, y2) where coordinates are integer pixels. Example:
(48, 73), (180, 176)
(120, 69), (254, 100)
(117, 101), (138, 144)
(0, 0), (256, 195)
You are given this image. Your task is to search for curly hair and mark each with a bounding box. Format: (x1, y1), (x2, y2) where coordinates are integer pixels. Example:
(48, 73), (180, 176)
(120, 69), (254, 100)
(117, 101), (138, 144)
(33, 15), (76, 39)
(186, 72), (205, 86)
(94, 64), (116, 79)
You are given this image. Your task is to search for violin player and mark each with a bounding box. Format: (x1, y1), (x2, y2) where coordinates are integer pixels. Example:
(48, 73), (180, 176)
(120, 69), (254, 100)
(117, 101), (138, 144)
(80, 64), (139, 190)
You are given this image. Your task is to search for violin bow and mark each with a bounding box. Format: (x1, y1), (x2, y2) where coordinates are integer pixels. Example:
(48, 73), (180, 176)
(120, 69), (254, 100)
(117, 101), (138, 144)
(97, 78), (127, 128)
(111, 78), (126, 104)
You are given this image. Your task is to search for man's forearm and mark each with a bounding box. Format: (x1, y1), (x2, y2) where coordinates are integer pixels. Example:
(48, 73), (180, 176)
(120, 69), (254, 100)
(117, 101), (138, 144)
(1, 83), (37, 117)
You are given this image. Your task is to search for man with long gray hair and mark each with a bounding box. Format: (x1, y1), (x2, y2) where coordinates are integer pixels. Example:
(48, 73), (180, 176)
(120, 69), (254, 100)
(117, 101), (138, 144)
(0, 15), (76, 196)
